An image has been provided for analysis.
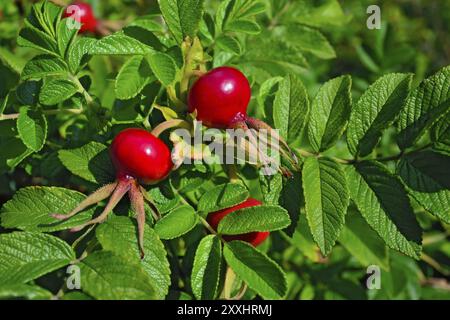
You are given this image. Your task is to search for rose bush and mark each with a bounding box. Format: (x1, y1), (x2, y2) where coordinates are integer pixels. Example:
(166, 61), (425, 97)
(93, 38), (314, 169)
(0, 0), (449, 300)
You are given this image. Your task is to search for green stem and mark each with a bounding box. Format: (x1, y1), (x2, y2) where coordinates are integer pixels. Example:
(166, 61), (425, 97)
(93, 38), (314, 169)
(70, 74), (94, 105)
(0, 108), (83, 121)
(295, 143), (433, 166)
(71, 224), (96, 250)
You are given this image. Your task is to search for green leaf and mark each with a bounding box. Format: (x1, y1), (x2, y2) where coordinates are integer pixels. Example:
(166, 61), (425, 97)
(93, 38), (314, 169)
(279, 172), (303, 237)
(197, 183), (249, 213)
(226, 0), (266, 20)
(41, 1), (63, 35)
(225, 19), (261, 34)
(154, 205), (198, 239)
(273, 74), (309, 143)
(57, 18), (78, 58)
(272, 24), (336, 59)
(171, 169), (210, 193)
(283, 0), (348, 28)
(96, 216), (171, 299)
(147, 187), (180, 214)
(0, 284), (52, 300)
(0, 121), (33, 174)
(259, 173), (282, 205)
(397, 66), (450, 149)
(0, 187), (95, 232)
(147, 52), (177, 86)
(191, 235), (222, 300)
(346, 161), (422, 259)
(79, 251), (157, 300)
(302, 157), (349, 255)
(39, 78), (78, 105)
(347, 73), (412, 157)
(216, 35), (242, 55)
(16, 107), (47, 152)
(67, 37), (95, 73)
(308, 75), (352, 152)
(398, 150), (450, 224)
(431, 112), (450, 143)
(0, 232), (74, 285)
(17, 27), (58, 55)
(58, 142), (115, 184)
(215, 0), (232, 32)
(243, 33), (308, 75)
(158, 0), (204, 44)
(223, 241), (286, 299)
(290, 214), (320, 262)
(0, 47), (26, 74)
(218, 205), (290, 235)
(21, 54), (67, 80)
(16, 80), (42, 106)
(89, 34), (154, 55)
(115, 56), (154, 100)
(339, 209), (389, 270)
(218, 0), (265, 35)
(123, 22), (166, 51)
(258, 76), (283, 110)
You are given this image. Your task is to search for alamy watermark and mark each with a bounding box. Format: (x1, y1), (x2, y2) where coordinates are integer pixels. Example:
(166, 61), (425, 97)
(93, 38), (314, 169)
(170, 121), (282, 176)
(66, 265), (81, 290)
(366, 265), (381, 290)
(367, 5), (381, 30)
(65, 5), (82, 30)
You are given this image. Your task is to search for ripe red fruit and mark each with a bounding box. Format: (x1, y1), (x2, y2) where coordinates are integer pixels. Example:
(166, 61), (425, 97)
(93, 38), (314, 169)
(63, 1), (97, 33)
(110, 128), (173, 184)
(188, 66), (251, 128)
(52, 128), (173, 259)
(186, 66), (298, 177)
(207, 198), (270, 247)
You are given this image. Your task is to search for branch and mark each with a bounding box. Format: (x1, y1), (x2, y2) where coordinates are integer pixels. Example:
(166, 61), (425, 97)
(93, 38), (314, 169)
(0, 108), (83, 121)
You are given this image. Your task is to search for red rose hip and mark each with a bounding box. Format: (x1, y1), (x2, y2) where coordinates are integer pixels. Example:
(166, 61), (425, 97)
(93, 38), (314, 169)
(52, 128), (173, 259)
(110, 128), (173, 184)
(207, 198), (270, 247)
(188, 66), (251, 128)
(63, 1), (97, 33)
